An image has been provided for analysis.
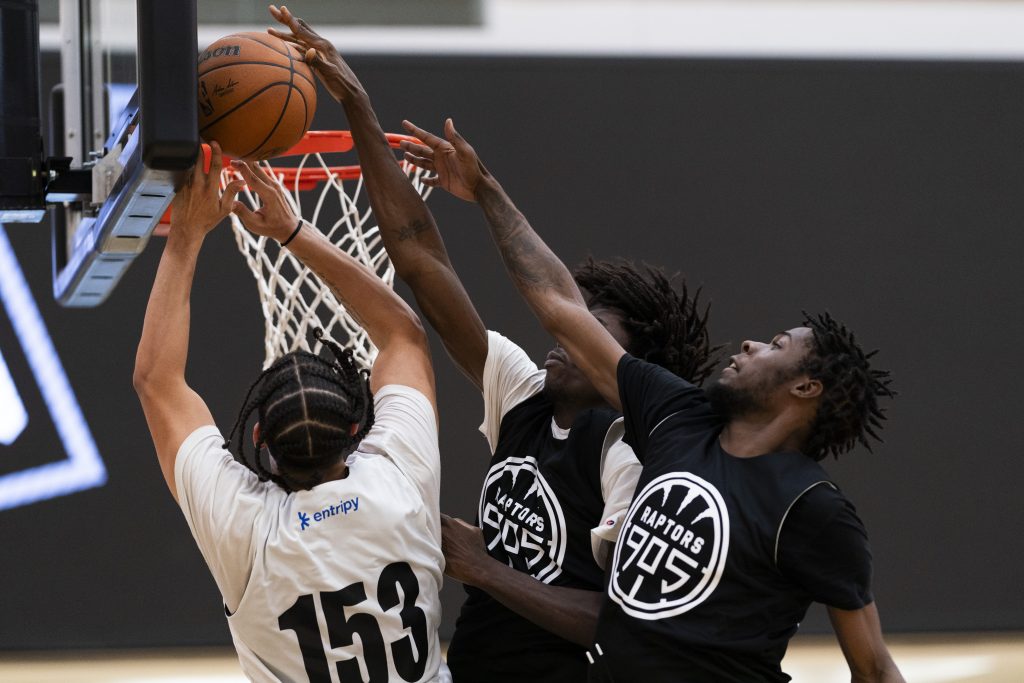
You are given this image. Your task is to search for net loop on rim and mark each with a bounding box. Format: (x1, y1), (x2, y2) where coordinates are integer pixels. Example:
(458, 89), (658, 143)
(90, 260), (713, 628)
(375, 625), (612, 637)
(223, 131), (432, 369)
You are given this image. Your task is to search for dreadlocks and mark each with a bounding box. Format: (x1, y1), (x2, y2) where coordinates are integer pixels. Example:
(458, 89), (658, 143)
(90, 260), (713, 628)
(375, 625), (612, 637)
(225, 332), (374, 491)
(573, 259), (720, 385)
(799, 311), (894, 461)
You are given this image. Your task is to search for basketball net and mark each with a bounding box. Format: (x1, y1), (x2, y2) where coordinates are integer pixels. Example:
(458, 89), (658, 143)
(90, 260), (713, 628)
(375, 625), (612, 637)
(226, 141), (433, 369)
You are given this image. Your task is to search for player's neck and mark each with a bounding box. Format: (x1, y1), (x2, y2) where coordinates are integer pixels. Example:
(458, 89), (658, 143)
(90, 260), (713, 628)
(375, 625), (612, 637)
(317, 459), (350, 483)
(551, 398), (606, 431)
(719, 409), (810, 458)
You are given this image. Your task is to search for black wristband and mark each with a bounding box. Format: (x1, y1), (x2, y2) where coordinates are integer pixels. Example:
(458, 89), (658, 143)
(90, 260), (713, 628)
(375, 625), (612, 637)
(280, 220), (302, 247)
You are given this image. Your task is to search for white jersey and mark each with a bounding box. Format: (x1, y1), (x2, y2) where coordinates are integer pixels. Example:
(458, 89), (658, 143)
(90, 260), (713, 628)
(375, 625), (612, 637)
(175, 385), (443, 683)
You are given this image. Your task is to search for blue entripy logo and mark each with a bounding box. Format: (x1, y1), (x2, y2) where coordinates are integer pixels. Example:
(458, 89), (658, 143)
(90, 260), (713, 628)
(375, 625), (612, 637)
(298, 496), (360, 531)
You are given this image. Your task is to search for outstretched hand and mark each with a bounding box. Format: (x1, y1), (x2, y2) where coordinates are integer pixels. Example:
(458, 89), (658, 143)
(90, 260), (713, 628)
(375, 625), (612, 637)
(229, 161), (301, 243)
(267, 4), (365, 102)
(400, 119), (488, 203)
(169, 141), (244, 243)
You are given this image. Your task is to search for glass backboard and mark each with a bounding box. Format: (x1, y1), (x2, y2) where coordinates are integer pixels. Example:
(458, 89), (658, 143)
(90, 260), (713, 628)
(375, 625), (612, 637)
(53, 0), (198, 306)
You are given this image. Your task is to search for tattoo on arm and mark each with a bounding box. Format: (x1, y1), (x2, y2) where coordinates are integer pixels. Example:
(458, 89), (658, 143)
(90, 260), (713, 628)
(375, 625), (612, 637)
(395, 219), (432, 242)
(478, 184), (569, 290)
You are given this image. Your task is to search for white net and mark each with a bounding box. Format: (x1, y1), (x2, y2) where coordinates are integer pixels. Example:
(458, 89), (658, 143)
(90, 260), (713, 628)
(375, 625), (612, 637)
(227, 146), (433, 369)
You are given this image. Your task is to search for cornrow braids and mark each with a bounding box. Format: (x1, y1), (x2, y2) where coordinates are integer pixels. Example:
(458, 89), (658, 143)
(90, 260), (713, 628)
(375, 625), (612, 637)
(799, 311), (895, 461)
(224, 331), (374, 491)
(573, 259), (722, 385)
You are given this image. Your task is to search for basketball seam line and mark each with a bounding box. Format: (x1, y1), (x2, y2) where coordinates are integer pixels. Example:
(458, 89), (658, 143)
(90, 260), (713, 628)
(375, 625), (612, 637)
(235, 32), (292, 59)
(231, 33), (317, 89)
(240, 36), (300, 159)
(198, 60), (316, 90)
(197, 81), (311, 139)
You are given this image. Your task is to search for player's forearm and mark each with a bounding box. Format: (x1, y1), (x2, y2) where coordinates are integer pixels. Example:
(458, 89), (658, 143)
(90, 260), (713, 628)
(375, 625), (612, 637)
(474, 176), (588, 327)
(344, 97), (489, 384)
(343, 94), (441, 270)
(133, 234), (202, 390)
(465, 556), (602, 647)
(850, 657), (905, 683)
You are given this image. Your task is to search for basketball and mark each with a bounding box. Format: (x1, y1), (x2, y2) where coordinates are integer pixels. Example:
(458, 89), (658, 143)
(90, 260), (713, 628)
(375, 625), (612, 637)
(197, 32), (317, 160)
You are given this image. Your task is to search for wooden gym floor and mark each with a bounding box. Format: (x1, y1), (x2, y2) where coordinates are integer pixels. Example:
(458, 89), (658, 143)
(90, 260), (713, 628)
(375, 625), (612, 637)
(0, 633), (1022, 682)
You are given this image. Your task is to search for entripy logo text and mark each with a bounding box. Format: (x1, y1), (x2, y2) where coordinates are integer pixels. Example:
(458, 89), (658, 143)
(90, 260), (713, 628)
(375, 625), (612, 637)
(297, 497), (360, 531)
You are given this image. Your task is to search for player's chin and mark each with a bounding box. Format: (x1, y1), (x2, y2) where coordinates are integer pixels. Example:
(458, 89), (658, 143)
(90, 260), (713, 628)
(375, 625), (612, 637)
(541, 372), (571, 401)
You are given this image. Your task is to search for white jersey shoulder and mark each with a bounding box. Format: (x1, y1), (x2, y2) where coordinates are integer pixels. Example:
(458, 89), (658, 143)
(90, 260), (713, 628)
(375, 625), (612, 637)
(174, 385), (444, 683)
(478, 330), (546, 453)
(591, 417), (641, 566)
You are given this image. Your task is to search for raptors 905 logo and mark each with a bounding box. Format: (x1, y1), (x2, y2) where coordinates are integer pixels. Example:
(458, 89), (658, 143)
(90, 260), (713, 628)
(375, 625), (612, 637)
(609, 472), (730, 620)
(479, 455), (567, 583)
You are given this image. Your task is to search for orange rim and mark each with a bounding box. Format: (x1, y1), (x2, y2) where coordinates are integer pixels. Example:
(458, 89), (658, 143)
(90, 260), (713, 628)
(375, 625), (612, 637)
(156, 131), (420, 233)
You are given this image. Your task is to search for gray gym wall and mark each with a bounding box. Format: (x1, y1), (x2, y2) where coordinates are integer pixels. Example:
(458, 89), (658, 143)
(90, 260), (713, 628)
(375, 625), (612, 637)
(1, 52), (1022, 648)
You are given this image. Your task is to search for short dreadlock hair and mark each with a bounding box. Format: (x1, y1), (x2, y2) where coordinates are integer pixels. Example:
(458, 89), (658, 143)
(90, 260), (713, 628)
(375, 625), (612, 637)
(799, 311), (894, 461)
(225, 331), (374, 491)
(573, 259), (720, 385)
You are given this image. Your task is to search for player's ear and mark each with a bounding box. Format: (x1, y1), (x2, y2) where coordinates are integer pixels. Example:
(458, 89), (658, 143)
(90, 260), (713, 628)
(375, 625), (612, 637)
(790, 378), (822, 400)
(252, 421), (262, 447)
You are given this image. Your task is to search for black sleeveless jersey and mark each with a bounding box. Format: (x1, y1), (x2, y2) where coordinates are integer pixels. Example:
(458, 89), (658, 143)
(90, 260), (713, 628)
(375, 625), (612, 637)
(588, 356), (871, 683)
(446, 392), (621, 683)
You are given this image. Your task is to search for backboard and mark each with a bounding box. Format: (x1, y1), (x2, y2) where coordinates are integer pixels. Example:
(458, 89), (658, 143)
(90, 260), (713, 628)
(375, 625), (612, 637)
(52, 0), (198, 306)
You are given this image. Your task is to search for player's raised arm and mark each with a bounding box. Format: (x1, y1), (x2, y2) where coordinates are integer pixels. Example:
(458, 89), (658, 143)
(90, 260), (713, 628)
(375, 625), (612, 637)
(230, 160), (435, 411)
(402, 119), (625, 409)
(133, 144), (243, 500)
(268, 5), (487, 389)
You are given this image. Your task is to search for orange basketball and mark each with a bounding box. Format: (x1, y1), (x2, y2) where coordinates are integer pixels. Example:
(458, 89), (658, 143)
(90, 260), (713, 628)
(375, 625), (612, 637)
(197, 32), (317, 160)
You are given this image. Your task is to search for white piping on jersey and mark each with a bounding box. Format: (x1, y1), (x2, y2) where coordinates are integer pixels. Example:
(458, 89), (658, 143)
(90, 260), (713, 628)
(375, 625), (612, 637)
(599, 418), (625, 480)
(773, 480), (837, 567)
(648, 411), (684, 439)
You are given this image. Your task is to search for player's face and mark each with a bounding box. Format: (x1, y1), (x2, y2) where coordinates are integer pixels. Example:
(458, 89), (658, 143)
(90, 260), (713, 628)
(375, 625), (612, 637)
(709, 326), (814, 415)
(543, 306), (631, 407)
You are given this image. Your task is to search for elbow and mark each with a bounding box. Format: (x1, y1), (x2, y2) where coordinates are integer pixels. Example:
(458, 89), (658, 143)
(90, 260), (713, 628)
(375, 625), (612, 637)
(132, 358), (167, 398)
(379, 306), (429, 352)
(393, 249), (450, 287)
(402, 309), (429, 348)
(536, 295), (582, 336)
(132, 365), (155, 397)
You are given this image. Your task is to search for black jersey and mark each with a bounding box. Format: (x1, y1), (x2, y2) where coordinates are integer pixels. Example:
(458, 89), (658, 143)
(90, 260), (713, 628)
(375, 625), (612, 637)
(447, 333), (641, 683)
(588, 355), (873, 683)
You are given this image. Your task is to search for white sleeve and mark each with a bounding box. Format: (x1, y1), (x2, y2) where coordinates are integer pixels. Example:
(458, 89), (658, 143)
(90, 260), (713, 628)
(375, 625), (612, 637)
(357, 385), (440, 511)
(174, 425), (281, 611)
(590, 418), (642, 567)
(478, 331), (546, 453)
